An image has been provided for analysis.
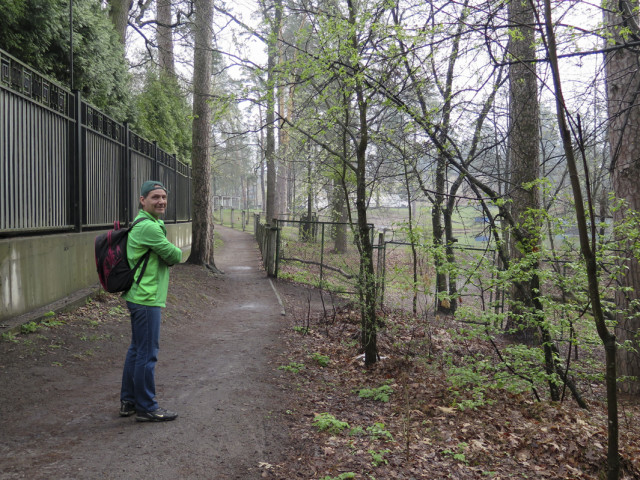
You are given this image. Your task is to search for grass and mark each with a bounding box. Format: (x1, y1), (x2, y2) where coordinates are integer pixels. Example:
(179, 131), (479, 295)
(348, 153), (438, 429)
(278, 361), (305, 373)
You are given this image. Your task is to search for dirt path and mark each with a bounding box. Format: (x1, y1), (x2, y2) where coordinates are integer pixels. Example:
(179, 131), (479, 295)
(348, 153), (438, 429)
(0, 226), (301, 480)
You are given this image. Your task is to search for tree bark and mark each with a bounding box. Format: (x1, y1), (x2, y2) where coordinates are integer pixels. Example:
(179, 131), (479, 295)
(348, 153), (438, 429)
(605, 0), (640, 395)
(263, 0), (282, 222)
(331, 180), (348, 254)
(157, 0), (175, 76)
(505, 0), (541, 344)
(186, 0), (217, 270)
(332, 102), (351, 254)
(107, 0), (131, 45)
(276, 50), (289, 216)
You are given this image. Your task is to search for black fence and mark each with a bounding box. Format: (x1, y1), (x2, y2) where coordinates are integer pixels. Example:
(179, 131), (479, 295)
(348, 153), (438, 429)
(0, 48), (191, 236)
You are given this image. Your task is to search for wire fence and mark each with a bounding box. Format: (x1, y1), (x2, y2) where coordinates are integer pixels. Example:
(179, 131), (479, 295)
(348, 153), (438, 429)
(377, 240), (501, 314)
(275, 219), (375, 297)
(253, 217), (609, 319)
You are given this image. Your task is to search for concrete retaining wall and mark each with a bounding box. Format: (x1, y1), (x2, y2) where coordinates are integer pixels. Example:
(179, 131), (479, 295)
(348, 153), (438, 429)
(0, 223), (192, 323)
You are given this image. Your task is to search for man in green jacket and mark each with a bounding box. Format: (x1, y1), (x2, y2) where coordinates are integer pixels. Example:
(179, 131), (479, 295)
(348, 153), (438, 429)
(119, 181), (183, 422)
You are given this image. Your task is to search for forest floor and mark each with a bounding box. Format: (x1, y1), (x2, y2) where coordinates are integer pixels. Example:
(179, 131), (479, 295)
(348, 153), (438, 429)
(1, 225), (640, 479)
(273, 298), (640, 479)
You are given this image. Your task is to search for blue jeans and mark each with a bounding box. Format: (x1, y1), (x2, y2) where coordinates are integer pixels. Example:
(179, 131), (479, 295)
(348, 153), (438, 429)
(120, 302), (161, 413)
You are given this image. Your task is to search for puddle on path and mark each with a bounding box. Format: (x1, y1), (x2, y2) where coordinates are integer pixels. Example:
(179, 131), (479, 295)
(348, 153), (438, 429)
(238, 303), (260, 310)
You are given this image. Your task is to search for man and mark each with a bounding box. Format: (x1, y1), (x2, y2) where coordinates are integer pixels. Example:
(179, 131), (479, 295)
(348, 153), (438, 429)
(119, 180), (183, 422)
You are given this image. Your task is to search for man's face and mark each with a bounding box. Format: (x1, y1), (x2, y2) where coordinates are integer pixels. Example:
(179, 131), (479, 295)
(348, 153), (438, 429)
(140, 188), (167, 218)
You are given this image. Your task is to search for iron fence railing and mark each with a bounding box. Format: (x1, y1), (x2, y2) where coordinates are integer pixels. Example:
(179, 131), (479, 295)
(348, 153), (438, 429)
(0, 48), (191, 236)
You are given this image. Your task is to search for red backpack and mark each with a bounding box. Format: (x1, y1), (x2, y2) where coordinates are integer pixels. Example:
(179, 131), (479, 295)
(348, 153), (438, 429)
(95, 218), (150, 293)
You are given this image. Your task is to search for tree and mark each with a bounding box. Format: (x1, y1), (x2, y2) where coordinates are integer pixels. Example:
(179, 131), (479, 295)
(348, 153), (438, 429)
(385, 0), (502, 316)
(282, 0), (383, 364)
(604, 0), (640, 396)
(0, 0), (132, 121)
(428, 1), (469, 315)
(131, 69), (192, 164)
(157, 0), (175, 76)
(540, 2), (620, 476)
(186, 0), (218, 271)
(262, 0), (283, 223)
(504, 0), (542, 345)
(107, 0), (131, 44)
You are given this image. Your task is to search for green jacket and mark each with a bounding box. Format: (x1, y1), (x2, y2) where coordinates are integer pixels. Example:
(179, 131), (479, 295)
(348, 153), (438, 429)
(122, 210), (183, 307)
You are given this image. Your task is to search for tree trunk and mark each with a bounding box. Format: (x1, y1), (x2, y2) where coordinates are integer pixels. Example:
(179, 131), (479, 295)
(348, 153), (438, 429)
(346, 0), (377, 366)
(605, 0), (640, 395)
(186, 0), (217, 270)
(431, 2), (468, 315)
(505, 0), (541, 344)
(263, 0), (282, 222)
(403, 159), (418, 315)
(331, 182), (348, 254)
(443, 207), (458, 313)
(542, 2), (619, 476)
(432, 159), (449, 312)
(107, 0), (130, 45)
(276, 51), (289, 217)
(258, 104), (266, 214)
(156, 0), (175, 76)
(332, 103), (351, 254)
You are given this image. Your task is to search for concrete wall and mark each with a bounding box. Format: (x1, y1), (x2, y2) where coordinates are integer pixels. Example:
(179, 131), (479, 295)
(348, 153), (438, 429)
(0, 223), (192, 322)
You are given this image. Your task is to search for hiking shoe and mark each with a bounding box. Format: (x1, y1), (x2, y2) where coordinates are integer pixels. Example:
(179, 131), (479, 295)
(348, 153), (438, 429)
(135, 407), (178, 422)
(119, 400), (136, 417)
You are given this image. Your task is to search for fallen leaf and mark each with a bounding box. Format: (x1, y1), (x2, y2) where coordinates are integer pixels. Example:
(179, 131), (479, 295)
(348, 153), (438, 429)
(437, 406), (456, 414)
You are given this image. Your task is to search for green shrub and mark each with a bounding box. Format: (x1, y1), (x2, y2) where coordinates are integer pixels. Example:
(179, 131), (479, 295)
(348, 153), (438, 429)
(319, 473), (355, 480)
(311, 352), (330, 367)
(357, 383), (393, 402)
(313, 413), (350, 434)
(369, 448), (391, 467)
(20, 322), (39, 334)
(367, 422), (394, 442)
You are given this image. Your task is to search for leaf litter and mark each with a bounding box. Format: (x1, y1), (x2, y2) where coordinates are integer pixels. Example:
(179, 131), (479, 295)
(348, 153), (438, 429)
(272, 283), (640, 480)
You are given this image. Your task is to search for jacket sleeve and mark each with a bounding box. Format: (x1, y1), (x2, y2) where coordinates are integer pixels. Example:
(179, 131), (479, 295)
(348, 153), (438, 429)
(138, 221), (183, 265)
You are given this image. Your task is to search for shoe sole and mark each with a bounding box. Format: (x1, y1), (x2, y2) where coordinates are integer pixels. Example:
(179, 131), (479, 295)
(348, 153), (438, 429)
(135, 415), (177, 422)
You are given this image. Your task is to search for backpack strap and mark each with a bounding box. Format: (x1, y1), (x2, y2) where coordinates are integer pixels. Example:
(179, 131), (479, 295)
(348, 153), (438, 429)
(128, 218), (152, 286)
(133, 250), (151, 286)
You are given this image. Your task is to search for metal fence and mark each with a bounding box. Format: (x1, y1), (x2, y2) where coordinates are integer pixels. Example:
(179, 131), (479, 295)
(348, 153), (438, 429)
(376, 239), (499, 314)
(214, 207), (258, 232)
(264, 218), (375, 297)
(0, 48), (191, 236)
(252, 215), (502, 314)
